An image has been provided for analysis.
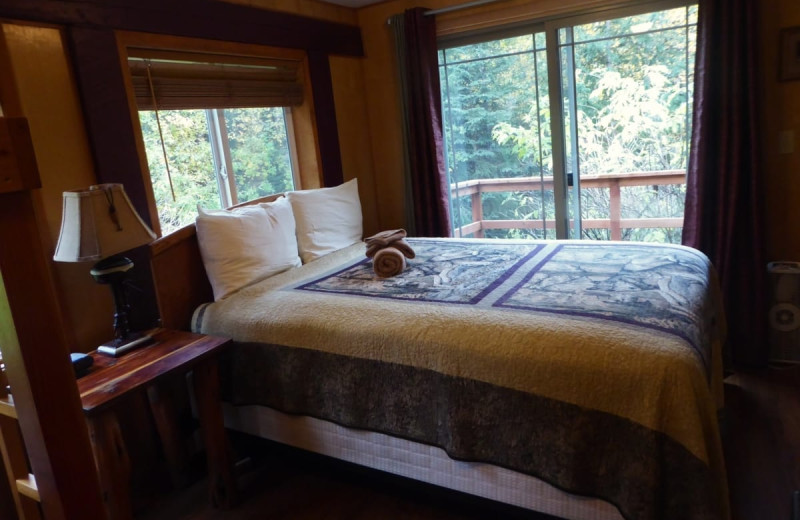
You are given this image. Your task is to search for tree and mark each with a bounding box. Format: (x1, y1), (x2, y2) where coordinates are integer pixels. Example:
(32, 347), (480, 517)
(139, 106), (295, 235)
(139, 109), (219, 234)
(439, 5), (697, 243)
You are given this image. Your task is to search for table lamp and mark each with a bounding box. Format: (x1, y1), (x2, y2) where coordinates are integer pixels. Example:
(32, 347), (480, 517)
(54, 183), (157, 356)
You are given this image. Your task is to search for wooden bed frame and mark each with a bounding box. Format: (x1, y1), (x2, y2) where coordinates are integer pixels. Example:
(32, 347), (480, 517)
(148, 194), (283, 331)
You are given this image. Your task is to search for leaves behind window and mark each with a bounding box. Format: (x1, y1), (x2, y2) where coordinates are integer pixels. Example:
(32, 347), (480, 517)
(224, 107), (294, 203)
(139, 107), (295, 235)
(440, 6), (696, 243)
(140, 109), (218, 235)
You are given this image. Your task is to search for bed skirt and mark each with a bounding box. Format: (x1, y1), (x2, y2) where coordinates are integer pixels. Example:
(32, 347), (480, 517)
(223, 403), (625, 520)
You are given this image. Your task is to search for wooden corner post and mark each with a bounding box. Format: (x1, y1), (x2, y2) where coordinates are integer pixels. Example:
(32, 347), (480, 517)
(0, 116), (107, 519)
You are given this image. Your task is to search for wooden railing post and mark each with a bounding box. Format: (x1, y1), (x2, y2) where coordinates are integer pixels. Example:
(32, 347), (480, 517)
(609, 178), (621, 241)
(471, 190), (483, 239)
(450, 170), (684, 239)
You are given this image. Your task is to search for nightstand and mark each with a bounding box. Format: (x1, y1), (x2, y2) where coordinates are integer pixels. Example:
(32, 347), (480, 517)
(77, 329), (237, 520)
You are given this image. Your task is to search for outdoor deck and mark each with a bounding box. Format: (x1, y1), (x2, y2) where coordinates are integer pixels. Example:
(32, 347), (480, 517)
(451, 169), (685, 240)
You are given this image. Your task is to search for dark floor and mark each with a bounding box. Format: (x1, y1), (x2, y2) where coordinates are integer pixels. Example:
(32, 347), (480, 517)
(722, 364), (800, 520)
(138, 365), (800, 520)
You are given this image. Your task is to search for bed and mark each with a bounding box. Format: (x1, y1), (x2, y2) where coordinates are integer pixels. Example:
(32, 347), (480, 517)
(148, 193), (728, 520)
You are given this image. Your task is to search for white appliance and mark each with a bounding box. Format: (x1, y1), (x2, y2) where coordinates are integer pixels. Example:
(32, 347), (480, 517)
(768, 261), (800, 363)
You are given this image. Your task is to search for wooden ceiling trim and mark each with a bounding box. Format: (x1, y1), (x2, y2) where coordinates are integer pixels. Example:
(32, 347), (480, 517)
(0, 0), (363, 56)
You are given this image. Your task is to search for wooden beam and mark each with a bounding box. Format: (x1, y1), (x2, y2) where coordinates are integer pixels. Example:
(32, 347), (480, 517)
(0, 0), (362, 56)
(15, 475), (38, 503)
(66, 27), (151, 227)
(0, 190), (107, 520)
(307, 51), (344, 187)
(0, 119), (41, 194)
(66, 27), (162, 333)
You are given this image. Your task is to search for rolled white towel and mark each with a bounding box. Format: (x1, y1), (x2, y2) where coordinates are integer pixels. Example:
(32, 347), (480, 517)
(373, 246), (406, 278)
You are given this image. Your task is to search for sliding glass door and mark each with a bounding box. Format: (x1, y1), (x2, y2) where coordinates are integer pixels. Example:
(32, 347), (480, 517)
(439, 1), (697, 242)
(439, 32), (554, 239)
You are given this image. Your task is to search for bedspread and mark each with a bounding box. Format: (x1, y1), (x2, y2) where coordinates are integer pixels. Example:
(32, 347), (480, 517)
(193, 238), (728, 520)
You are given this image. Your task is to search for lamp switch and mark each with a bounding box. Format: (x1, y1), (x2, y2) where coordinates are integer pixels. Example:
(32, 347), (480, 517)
(779, 130), (795, 155)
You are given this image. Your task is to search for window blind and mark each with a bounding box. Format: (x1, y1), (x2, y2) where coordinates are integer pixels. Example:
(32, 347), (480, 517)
(128, 48), (304, 110)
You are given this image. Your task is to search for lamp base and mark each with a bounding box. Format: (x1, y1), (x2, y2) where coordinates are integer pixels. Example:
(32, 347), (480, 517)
(97, 331), (154, 357)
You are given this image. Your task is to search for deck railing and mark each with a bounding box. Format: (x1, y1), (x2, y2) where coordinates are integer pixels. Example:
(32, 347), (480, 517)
(450, 170), (686, 240)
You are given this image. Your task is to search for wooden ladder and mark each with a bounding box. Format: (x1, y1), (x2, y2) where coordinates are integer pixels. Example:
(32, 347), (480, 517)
(0, 353), (42, 520)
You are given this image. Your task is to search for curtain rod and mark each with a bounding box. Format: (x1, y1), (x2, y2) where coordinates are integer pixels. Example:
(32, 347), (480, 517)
(387, 0), (503, 24)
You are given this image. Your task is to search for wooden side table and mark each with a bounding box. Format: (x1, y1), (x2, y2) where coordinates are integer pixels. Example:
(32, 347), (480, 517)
(77, 329), (237, 520)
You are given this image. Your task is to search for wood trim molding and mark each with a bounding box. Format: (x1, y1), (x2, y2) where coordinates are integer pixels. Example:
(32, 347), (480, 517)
(115, 30), (326, 192)
(66, 27), (162, 333)
(0, 0), (363, 56)
(0, 191), (106, 520)
(68, 26), (348, 223)
(115, 30), (309, 61)
(67, 27), (153, 228)
(308, 51), (344, 187)
(436, 0), (647, 37)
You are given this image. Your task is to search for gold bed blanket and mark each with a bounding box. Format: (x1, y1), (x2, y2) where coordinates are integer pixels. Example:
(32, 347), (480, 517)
(193, 238), (728, 520)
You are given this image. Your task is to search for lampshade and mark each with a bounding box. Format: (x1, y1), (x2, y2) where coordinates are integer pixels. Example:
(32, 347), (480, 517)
(53, 183), (156, 262)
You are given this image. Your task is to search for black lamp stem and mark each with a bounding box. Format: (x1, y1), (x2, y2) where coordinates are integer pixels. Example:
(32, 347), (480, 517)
(90, 255), (134, 340)
(108, 273), (131, 339)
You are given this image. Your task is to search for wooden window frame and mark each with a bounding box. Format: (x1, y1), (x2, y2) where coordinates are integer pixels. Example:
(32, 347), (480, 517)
(115, 31), (323, 237)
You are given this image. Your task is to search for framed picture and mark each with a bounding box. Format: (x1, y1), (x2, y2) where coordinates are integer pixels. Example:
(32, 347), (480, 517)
(779, 26), (800, 81)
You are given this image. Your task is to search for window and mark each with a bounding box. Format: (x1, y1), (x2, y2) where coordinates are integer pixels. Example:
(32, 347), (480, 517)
(439, 3), (697, 243)
(128, 47), (305, 235)
(138, 107), (296, 234)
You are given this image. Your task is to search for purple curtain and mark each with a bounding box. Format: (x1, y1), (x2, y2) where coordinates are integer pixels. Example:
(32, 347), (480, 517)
(683, 0), (767, 367)
(395, 8), (452, 238)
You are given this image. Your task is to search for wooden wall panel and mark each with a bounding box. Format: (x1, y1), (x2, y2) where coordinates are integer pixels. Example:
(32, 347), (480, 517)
(330, 55), (380, 236)
(760, 0), (800, 261)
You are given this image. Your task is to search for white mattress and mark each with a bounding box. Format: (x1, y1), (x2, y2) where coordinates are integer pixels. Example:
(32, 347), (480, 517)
(223, 404), (624, 520)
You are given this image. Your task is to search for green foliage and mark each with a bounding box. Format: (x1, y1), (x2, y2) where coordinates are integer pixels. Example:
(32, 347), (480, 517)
(139, 110), (219, 234)
(225, 108), (294, 202)
(440, 5), (696, 243)
(139, 107), (295, 235)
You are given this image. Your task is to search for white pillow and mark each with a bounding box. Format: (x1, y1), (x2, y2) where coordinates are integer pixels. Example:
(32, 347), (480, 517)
(196, 197), (301, 300)
(287, 178), (363, 263)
